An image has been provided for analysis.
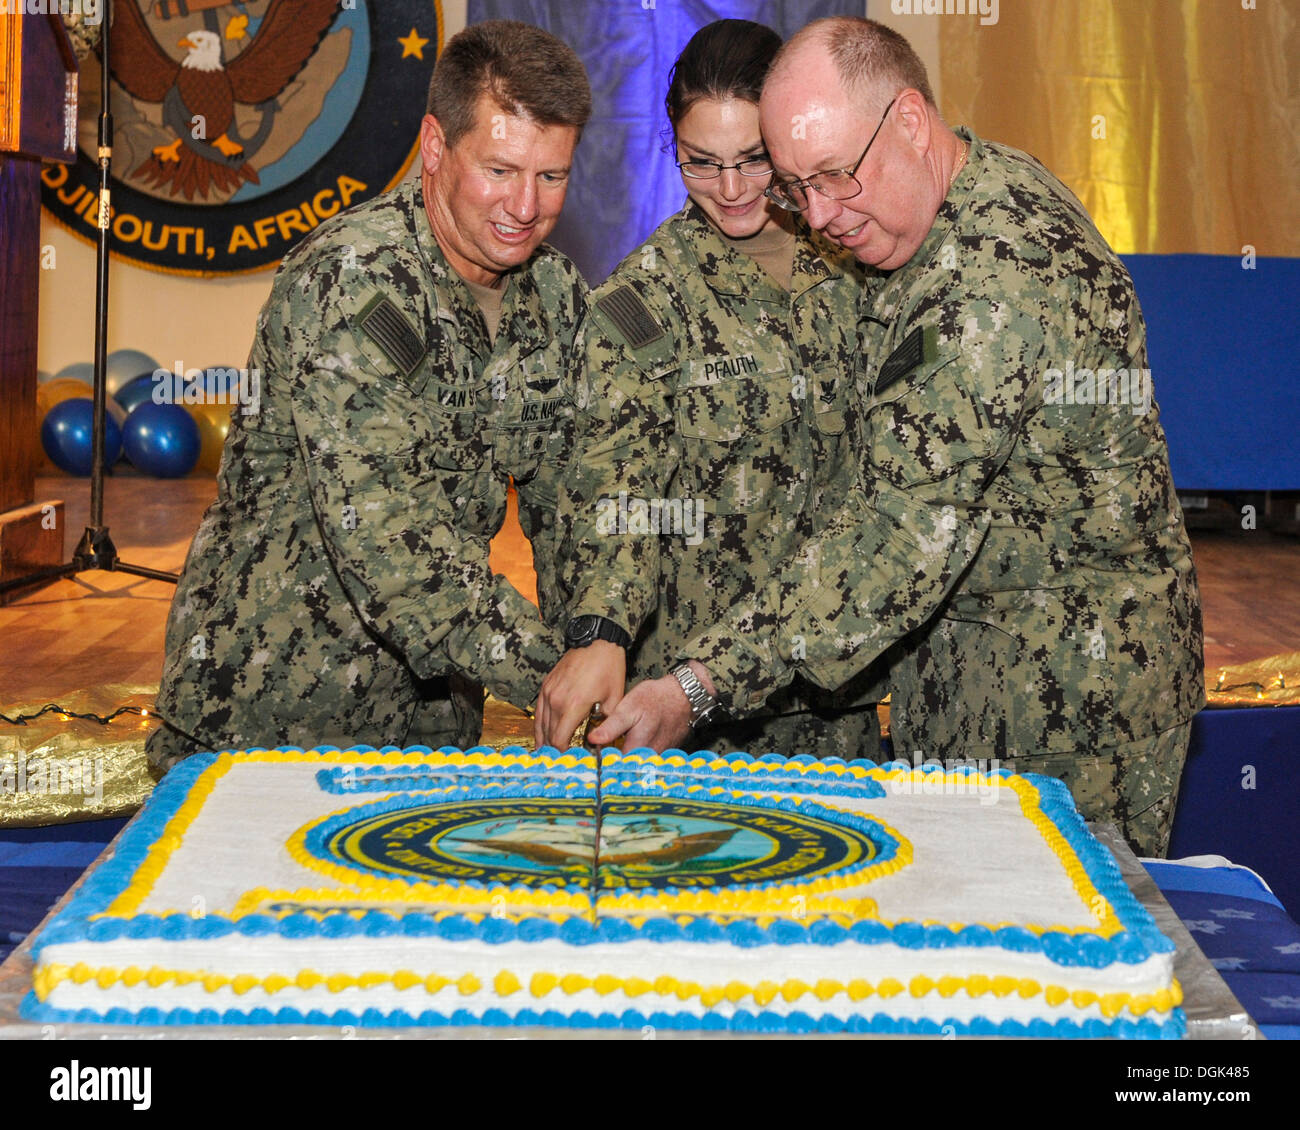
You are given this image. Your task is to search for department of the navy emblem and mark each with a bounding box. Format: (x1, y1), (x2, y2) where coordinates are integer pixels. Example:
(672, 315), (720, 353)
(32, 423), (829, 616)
(297, 793), (894, 893)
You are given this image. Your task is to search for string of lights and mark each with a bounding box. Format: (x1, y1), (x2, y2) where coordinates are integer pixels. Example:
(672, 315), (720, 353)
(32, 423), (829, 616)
(0, 704), (154, 727)
(1210, 670), (1288, 700)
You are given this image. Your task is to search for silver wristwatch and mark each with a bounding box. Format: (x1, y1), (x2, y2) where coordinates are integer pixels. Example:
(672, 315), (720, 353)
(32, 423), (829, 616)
(670, 663), (719, 730)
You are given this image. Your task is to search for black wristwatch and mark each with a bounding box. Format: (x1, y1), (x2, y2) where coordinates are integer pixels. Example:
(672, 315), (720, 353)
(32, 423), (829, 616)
(564, 614), (632, 651)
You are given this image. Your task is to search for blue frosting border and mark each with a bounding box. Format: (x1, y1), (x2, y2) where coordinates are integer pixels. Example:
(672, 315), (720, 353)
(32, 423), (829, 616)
(313, 744), (597, 793)
(1017, 769), (1175, 957)
(313, 744), (594, 795)
(28, 750), (221, 957)
(604, 749), (887, 799)
(18, 990), (1185, 1039)
(27, 751), (1175, 973)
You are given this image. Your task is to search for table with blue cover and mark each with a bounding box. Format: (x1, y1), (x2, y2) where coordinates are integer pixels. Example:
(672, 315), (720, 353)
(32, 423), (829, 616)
(0, 817), (128, 965)
(1144, 858), (1300, 1041)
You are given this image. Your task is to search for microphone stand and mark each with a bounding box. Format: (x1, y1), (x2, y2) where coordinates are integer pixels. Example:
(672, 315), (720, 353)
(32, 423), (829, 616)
(1, 0), (178, 596)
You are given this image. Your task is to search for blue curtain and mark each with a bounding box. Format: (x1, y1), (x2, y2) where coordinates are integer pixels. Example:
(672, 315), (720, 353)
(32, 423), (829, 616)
(468, 0), (863, 284)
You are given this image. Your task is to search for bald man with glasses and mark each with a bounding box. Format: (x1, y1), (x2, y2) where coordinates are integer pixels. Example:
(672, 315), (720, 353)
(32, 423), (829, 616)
(590, 17), (1203, 860)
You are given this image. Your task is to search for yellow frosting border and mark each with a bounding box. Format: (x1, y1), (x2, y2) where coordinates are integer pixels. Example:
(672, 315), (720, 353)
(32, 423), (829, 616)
(104, 752), (235, 917)
(32, 959), (1182, 1020)
(869, 769), (1122, 937)
(229, 884), (593, 918)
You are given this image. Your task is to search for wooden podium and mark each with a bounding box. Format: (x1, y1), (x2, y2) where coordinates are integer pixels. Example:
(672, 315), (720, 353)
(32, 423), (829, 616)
(0, 12), (78, 596)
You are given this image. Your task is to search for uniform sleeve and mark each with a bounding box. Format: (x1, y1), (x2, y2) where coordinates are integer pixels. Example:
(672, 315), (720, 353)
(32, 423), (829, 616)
(554, 299), (680, 640)
(279, 281), (562, 709)
(512, 263), (587, 632)
(680, 295), (1050, 716)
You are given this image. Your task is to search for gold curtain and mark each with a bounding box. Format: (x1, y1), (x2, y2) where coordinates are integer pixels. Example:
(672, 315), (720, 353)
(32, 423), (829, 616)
(937, 0), (1300, 256)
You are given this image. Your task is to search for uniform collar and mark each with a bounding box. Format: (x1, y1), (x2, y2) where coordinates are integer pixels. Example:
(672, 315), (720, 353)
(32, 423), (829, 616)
(792, 219), (853, 300)
(678, 200), (833, 305)
(899, 125), (983, 277)
(407, 177), (548, 357)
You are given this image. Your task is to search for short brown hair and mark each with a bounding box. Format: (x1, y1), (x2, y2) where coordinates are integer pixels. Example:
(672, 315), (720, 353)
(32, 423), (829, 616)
(776, 17), (935, 112)
(426, 20), (592, 147)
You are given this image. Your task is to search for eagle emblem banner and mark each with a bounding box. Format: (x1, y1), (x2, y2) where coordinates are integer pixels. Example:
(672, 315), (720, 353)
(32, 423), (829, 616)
(41, 0), (442, 275)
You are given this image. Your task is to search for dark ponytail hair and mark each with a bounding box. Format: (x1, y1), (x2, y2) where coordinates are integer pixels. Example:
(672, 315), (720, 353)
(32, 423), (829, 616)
(664, 19), (782, 128)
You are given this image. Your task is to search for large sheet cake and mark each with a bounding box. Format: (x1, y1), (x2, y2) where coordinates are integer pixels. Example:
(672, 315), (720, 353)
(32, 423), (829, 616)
(22, 746), (1184, 1037)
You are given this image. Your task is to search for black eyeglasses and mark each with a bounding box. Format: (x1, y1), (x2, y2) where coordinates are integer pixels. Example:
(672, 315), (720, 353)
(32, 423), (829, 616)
(764, 97), (897, 213)
(676, 155), (775, 180)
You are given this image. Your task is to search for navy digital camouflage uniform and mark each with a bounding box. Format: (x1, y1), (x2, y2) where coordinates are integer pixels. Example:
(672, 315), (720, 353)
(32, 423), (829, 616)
(680, 130), (1204, 855)
(558, 202), (885, 758)
(147, 177), (584, 772)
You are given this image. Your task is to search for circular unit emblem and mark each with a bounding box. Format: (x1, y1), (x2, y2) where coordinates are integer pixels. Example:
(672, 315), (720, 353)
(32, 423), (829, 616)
(322, 798), (595, 888)
(303, 795), (888, 891)
(42, 1), (440, 275)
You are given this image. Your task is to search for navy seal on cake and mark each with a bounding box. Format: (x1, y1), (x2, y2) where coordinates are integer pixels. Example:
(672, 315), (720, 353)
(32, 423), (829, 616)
(443, 815), (739, 874)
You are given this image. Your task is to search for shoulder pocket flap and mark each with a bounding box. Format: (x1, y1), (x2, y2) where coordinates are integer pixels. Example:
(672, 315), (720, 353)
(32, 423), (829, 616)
(871, 328), (960, 408)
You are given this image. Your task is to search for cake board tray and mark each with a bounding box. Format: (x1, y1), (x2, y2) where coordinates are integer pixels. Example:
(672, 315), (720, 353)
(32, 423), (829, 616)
(0, 819), (1261, 1040)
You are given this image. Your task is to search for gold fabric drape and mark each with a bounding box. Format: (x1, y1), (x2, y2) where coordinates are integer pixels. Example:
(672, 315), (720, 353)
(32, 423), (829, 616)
(938, 0), (1300, 255)
(1, 685), (158, 828)
(1205, 652), (1300, 708)
(0, 686), (540, 827)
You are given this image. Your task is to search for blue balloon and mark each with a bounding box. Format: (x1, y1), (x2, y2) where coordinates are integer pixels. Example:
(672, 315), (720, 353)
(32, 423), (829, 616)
(54, 361), (96, 386)
(106, 349), (160, 398)
(40, 398), (123, 475)
(115, 373), (162, 415)
(188, 364), (245, 401)
(122, 402), (200, 477)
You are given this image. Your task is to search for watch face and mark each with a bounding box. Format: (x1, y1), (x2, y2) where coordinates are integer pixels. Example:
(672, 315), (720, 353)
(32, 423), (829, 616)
(565, 616), (599, 647)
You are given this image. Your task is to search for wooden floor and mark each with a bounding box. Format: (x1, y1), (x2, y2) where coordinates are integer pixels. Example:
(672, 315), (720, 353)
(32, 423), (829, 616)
(1, 471), (1297, 707)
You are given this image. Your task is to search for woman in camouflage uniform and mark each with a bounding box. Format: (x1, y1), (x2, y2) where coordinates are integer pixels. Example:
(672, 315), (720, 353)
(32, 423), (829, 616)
(536, 20), (883, 757)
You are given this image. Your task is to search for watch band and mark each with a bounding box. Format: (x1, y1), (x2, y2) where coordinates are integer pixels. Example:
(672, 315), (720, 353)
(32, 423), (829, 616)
(670, 663), (718, 729)
(564, 615), (632, 650)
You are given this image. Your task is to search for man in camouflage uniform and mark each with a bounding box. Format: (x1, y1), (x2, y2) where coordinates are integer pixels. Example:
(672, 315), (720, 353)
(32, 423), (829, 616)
(147, 23), (591, 772)
(537, 201), (884, 758)
(591, 18), (1204, 857)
